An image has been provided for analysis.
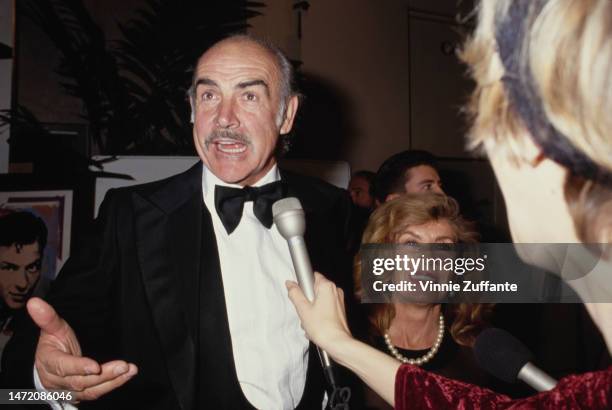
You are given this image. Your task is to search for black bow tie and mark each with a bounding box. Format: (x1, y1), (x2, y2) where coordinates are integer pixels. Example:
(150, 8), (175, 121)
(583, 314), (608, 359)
(214, 181), (286, 234)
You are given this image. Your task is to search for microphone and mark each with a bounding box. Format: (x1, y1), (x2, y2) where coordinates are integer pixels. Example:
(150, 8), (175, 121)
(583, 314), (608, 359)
(273, 197), (349, 407)
(474, 327), (557, 392)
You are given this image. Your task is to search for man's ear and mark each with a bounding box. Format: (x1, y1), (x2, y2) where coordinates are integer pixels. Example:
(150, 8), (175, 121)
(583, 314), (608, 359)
(280, 95), (299, 135)
(189, 98), (195, 124)
(385, 193), (401, 202)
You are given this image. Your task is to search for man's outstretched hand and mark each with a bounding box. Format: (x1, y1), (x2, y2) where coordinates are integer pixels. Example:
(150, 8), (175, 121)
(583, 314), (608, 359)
(27, 297), (138, 401)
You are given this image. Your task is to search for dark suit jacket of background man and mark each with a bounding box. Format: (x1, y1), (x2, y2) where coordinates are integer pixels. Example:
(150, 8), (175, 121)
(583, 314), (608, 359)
(1, 162), (354, 409)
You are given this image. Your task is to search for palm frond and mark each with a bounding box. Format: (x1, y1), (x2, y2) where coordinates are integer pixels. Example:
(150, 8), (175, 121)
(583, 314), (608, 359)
(17, 0), (265, 154)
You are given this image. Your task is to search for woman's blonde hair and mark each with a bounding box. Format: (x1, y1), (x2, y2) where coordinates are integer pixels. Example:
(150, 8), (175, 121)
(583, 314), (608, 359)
(460, 0), (612, 245)
(354, 193), (491, 347)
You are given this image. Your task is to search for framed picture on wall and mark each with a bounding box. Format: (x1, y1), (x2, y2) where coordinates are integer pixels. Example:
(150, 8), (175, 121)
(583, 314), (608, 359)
(0, 174), (92, 365)
(0, 189), (73, 279)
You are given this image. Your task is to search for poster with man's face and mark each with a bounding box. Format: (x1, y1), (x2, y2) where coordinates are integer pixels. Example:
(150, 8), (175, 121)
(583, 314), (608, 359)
(0, 240), (42, 310)
(0, 190), (73, 286)
(0, 190), (72, 363)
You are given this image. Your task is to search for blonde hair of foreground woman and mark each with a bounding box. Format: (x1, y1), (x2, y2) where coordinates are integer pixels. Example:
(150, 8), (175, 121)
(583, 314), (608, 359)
(461, 0), (612, 247)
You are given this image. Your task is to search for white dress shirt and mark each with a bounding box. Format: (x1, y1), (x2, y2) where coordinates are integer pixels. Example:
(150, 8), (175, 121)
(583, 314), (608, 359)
(36, 164), (309, 410)
(203, 165), (308, 409)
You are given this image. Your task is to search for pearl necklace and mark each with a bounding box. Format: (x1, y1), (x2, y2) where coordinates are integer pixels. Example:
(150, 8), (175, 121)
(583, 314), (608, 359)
(383, 314), (445, 366)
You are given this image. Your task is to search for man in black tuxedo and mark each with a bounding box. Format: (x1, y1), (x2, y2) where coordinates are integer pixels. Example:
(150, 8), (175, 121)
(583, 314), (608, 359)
(2, 35), (351, 409)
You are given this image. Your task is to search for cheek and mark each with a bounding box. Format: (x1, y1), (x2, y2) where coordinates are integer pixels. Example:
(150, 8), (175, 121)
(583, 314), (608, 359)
(0, 275), (15, 290)
(488, 154), (525, 227)
(244, 117), (279, 148)
(194, 115), (213, 139)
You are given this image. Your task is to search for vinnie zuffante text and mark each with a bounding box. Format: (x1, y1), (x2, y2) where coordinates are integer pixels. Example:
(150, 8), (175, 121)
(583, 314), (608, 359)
(372, 280), (518, 293)
(370, 254), (519, 293)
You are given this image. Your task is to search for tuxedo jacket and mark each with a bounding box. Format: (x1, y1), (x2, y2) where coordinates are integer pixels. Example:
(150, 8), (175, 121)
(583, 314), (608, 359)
(2, 162), (353, 410)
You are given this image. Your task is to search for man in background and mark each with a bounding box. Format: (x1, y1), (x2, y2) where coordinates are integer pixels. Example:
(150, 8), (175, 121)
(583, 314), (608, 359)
(348, 170), (375, 210)
(346, 171), (375, 255)
(372, 150), (443, 205)
(346, 151), (444, 255)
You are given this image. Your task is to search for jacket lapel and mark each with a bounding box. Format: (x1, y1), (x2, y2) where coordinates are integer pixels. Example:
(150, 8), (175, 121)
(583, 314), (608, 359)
(280, 169), (339, 405)
(133, 163), (203, 410)
(280, 169), (336, 273)
(197, 204), (255, 408)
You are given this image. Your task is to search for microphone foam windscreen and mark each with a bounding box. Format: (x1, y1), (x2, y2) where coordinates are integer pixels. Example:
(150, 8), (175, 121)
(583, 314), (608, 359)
(473, 327), (534, 383)
(272, 197), (302, 218)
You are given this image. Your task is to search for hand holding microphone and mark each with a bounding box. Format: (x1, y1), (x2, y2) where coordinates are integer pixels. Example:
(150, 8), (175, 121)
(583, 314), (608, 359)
(285, 273), (352, 356)
(274, 198), (353, 355)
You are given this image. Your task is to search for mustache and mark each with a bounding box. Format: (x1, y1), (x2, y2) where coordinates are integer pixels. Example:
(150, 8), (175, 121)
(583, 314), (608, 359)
(204, 130), (251, 148)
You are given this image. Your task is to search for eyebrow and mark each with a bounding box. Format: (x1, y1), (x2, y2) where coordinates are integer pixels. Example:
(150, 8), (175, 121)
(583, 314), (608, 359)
(237, 79), (270, 96)
(195, 78), (218, 89)
(418, 179), (439, 186)
(0, 261), (18, 269)
(194, 78), (270, 97)
(403, 230), (421, 240)
(402, 231), (455, 243)
(434, 236), (456, 242)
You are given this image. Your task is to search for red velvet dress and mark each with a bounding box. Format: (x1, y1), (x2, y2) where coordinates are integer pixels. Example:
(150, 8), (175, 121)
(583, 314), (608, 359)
(395, 364), (612, 409)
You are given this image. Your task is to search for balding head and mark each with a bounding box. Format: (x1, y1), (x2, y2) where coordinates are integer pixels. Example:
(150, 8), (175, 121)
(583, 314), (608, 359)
(188, 34), (300, 187)
(189, 35), (296, 125)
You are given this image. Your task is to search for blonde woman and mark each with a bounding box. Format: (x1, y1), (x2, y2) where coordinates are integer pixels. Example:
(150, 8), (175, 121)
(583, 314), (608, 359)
(287, 0), (612, 408)
(354, 194), (493, 408)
